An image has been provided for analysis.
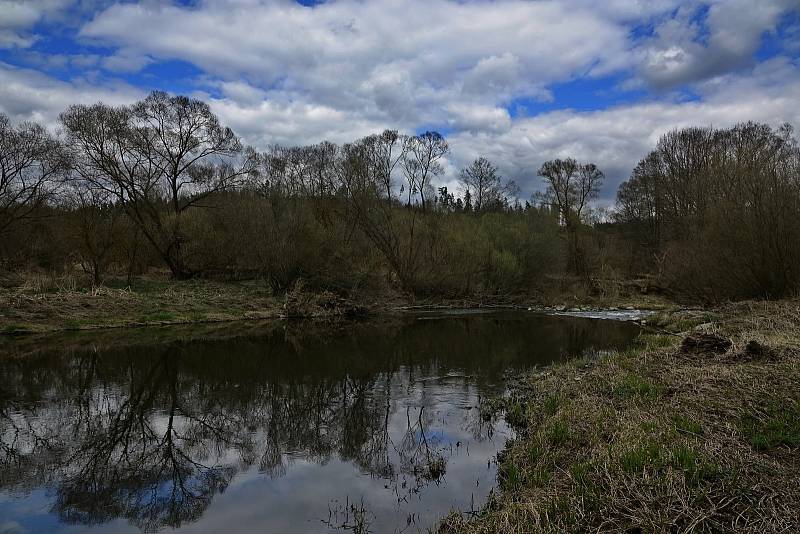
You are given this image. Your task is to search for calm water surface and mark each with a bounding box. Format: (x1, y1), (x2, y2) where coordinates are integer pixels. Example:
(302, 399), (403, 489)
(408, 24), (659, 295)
(0, 311), (640, 533)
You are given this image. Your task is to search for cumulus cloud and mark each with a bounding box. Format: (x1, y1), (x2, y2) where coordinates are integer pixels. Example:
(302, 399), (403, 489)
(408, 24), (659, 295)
(78, 0), (630, 122)
(450, 57), (800, 203)
(637, 0), (797, 88)
(207, 95), (392, 147)
(0, 61), (142, 127)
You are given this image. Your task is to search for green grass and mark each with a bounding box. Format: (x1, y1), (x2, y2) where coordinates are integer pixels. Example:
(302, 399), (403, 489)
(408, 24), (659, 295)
(642, 333), (679, 349)
(546, 418), (570, 446)
(527, 442), (543, 464)
(617, 440), (718, 485)
(499, 461), (521, 490)
(613, 372), (663, 400)
(543, 394), (559, 416)
(65, 319), (83, 331)
(650, 311), (718, 333)
(505, 401), (527, 428)
(618, 441), (662, 474)
(1, 276), (284, 335)
(670, 445), (719, 485)
(673, 415), (703, 435)
(569, 460), (593, 487)
(544, 496), (576, 526)
(741, 400), (800, 450)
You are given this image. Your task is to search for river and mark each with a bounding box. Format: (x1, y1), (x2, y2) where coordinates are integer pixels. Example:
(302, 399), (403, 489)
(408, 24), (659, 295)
(0, 311), (640, 533)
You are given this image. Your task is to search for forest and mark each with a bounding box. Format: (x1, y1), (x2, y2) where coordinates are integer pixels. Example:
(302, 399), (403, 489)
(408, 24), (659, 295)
(2, 90), (799, 304)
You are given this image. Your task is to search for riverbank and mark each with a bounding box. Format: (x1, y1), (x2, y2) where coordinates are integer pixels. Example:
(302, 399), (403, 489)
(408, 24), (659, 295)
(0, 275), (671, 334)
(0, 278), (282, 334)
(0, 276), (386, 334)
(441, 300), (800, 533)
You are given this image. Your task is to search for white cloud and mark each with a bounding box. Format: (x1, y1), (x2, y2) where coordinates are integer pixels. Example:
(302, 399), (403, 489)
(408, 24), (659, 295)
(0, 0), (72, 48)
(1, 0), (798, 208)
(102, 47), (152, 73)
(637, 0), (797, 88)
(0, 61), (142, 128)
(79, 0), (631, 121)
(207, 95), (392, 147)
(445, 103), (512, 134)
(449, 57), (800, 203)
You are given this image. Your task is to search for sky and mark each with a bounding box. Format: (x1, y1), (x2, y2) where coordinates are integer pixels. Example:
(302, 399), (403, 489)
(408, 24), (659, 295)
(0, 0), (799, 203)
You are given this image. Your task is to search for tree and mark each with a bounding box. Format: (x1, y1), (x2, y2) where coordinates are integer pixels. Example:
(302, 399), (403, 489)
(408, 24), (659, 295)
(60, 91), (257, 279)
(66, 182), (122, 285)
(437, 186), (455, 211)
(537, 158), (602, 227)
(0, 113), (68, 236)
(615, 151), (663, 250)
(402, 131), (448, 211)
(614, 122), (800, 300)
(458, 157), (517, 213)
(537, 158), (604, 274)
(338, 130), (415, 288)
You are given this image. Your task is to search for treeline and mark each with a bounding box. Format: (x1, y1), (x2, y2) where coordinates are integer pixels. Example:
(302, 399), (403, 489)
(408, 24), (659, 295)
(1, 91), (798, 303)
(615, 122), (800, 301)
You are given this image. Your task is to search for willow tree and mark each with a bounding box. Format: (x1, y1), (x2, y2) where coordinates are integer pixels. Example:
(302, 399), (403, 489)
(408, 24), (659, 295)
(61, 91), (257, 278)
(338, 130), (411, 285)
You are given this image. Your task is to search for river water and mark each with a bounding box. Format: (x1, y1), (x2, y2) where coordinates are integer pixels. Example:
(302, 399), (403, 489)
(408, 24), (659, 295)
(0, 311), (640, 533)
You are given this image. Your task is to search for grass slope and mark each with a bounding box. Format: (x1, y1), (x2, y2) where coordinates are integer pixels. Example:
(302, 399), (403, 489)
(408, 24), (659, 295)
(441, 301), (800, 533)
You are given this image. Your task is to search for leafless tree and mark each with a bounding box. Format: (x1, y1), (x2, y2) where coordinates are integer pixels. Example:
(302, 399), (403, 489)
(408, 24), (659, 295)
(537, 158), (603, 227)
(0, 113), (68, 236)
(458, 157), (517, 212)
(338, 130), (424, 289)
(60, 91), (258, 278)
(615, 122), (800, 300)
(402, 131), (448, 210)
(537, 158), (604, 274)
(65, 180), (122, 285)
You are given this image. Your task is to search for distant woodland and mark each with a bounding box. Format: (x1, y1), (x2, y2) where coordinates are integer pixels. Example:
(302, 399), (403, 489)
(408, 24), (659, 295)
(2, 91), (799, 303)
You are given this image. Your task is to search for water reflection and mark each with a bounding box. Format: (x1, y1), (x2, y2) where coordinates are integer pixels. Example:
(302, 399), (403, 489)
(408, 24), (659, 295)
(0, 312), (639, 533)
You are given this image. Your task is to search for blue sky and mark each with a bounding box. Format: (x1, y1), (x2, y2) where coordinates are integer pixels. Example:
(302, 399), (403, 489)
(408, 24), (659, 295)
(1, 0), (799, 201)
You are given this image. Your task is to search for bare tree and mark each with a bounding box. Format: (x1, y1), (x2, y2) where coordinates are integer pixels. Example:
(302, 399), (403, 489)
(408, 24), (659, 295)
(537, 159), (603, 226)
(537, 158), (604, 274)
(338, 130), (424, 290)
(60, 92), (258, 279)
(65, 180), (122, 285)
(615, 151), (664, 253)
(458, 157), (517, 212)
(402, 131), (448, 211)
(615, 122), (800, 300)
(0, 114), (68, 236)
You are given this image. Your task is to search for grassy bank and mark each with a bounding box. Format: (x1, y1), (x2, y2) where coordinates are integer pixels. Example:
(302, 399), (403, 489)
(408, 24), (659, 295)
(0, 276), (289, 334)
(441, 300), (800, 533)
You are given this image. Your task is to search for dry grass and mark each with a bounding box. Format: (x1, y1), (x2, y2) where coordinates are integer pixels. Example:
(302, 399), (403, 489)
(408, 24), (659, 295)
(441, 300), (800, 533)
(0, 274), (282, 334)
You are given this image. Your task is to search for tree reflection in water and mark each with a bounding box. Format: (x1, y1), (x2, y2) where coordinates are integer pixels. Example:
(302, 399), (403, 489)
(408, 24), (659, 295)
(0, 312), (640, 533)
